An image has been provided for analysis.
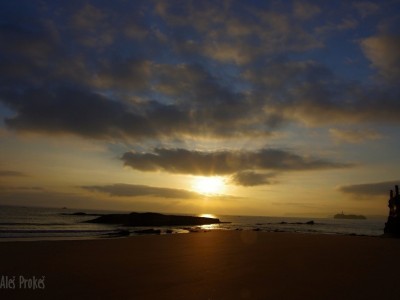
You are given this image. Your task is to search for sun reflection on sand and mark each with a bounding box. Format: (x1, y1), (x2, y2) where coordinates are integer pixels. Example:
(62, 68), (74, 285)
(198, 224), (220, 230)
(198, 214), (220, 230)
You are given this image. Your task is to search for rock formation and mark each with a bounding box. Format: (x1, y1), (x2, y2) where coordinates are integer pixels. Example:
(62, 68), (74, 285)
(86, 212), (221, 226)
(384, 185), (400, 235)
(334, 212), (366, 220)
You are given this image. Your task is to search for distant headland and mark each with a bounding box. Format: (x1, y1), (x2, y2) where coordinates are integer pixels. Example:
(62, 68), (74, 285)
(86, 212), (222, 227)
(334, 212), (366, 220)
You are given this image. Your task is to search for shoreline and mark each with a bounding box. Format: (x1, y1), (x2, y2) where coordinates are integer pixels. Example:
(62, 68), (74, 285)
(0, 227), (386, 243)
(1, 206), (387, 240)
(1, 231), (400, 299)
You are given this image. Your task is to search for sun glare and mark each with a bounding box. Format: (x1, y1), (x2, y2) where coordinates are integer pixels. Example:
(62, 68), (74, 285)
(192, 176), (225, 195)
(199, 213), (217, 218)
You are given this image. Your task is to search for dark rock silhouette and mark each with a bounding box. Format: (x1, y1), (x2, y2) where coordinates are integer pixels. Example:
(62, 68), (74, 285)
(334, 212), (366, 220)
(103, 229), (130, 237)
(86, 212), (221, 226)
(278, 221), (315, 225)
(118, 229), (130, 236)
(114, 229), (130, 236)
(61, 212), (103, 216)
(134, 229), (161, 235)
(70, 212), (88, 216)
(384, 185), (400, 236)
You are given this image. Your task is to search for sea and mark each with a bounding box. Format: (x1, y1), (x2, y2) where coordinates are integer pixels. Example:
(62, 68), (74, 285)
(0, 205), (387, 241)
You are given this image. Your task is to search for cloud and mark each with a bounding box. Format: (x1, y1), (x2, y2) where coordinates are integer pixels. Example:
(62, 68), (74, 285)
(360, 35), (400, 82)
(0, 170), (27, 177)
(0, 128), (8, 137)
(2, 52), (400, 143)
(71, 4), (107, 32)
(121, 148), (352, 176)
(316, 18), (359, 34)
(202, 42), (255, 65)
(1, 87), (156, 139)
(0, 186), (42, 191)
(338, 181), (399, 197)
(0, 20), (59, 60)
(0, 58), (282, 139)
(156, 1), (323, 64)
(0, 83), (272, 139)
(0, 0), (399, 144)
(353, 2), (380, 18)
(0, 20), (62, 86)
(329, 128), (382, 143)
(230, 171), (277, 187)
(69, 3), (118, 47)
(293, 2), (321, 20)
(91, 59), (152, 90)
(150, 63), (279, 136)
(0, 188), (110, 209)
(82, 183), (201, 199)
(245, 58), (400, 125)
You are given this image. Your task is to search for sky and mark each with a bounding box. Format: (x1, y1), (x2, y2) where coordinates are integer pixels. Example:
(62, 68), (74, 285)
(0, 0), (399, 217)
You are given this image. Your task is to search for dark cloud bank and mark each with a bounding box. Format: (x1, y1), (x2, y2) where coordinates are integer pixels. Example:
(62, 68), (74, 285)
(339, 180), (400, 197)
(230, 171), (276, 187)
(0, 170), (27, 177)
(81, 183), (238, 200)
(82, 183), (200, 199)
(0, 1), (399, 141)
(122, 148), (352, 186)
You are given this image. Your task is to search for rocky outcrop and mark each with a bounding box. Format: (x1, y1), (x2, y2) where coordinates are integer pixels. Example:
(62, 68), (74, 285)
(134, 229), (161, 235)
(334, 213), (366, 220)
(384, 185), (400, 236)
(61, 212), (103, 216)
(86, 212), (221, 226)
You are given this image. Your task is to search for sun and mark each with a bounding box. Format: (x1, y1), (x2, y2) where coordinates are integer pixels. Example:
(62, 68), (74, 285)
(192, 176), (225, 195)
(199, 214), (217, 218)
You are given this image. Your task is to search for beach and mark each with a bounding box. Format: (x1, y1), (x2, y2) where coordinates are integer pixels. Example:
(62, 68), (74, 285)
(1, 231), (400, 299)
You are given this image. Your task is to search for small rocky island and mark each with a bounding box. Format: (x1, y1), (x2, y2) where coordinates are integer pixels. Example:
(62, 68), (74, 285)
(86, 212), (221, 227)
(334, 212), (366, 220)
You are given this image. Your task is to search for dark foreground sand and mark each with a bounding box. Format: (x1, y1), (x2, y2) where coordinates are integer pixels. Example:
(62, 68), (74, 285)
(1, 231), (400, 300)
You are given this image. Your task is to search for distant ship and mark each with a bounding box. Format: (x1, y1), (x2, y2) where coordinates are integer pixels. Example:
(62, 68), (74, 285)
(334, 212), (366, 220)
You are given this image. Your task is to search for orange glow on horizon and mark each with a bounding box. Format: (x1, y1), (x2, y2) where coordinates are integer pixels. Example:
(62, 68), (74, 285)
(199, 213), (217, 219)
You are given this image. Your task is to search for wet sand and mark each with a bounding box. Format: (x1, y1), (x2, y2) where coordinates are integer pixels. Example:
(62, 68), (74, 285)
(1, 231), (400, 299)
